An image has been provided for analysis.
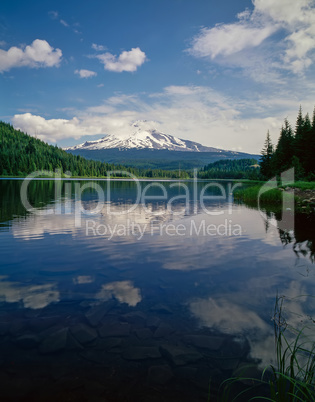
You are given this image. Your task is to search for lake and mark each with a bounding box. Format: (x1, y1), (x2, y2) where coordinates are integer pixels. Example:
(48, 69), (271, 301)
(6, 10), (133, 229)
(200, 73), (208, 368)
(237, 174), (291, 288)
(0, 178), (314, 401)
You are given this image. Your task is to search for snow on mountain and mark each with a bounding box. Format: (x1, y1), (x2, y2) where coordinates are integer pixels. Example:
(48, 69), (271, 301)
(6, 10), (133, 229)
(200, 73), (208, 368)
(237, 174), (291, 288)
(64, 120), (226, 153)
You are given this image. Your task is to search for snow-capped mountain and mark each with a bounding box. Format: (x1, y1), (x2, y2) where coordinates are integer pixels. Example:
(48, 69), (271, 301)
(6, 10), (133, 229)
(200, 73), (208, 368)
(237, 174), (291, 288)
(65, 121), (227, 153)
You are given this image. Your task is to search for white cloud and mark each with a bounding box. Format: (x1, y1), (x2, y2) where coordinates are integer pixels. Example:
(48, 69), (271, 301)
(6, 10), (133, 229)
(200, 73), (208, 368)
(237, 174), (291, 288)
(49, 11), (81, 34)
(12, 113), (88, 142)
(75, 69), (97, 78)
(188, 0), (315, 75)
(253, 0), (312, 25)
(11, 84), (315, 152)
(92, 43), (106, 51)
(96, 47), (147, 72)
(60, 19), (69, 27)
(48, 10), (59, 19)
(0, 39), (62, 72)
(190, 24), (276, 59)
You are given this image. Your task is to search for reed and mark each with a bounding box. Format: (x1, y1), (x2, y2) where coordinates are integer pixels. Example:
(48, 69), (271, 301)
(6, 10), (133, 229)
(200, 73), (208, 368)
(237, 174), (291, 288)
(234, 185), (283, 205)
(218, 296), (315, 401)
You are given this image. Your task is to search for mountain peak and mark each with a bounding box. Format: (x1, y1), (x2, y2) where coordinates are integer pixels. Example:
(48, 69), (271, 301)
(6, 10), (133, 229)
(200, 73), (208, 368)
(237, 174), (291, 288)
(64, 122), (225, 153)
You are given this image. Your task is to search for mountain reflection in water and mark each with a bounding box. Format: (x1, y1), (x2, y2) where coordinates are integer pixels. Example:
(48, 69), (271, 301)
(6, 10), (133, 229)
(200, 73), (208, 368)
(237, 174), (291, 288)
(0, 179), (314, 401)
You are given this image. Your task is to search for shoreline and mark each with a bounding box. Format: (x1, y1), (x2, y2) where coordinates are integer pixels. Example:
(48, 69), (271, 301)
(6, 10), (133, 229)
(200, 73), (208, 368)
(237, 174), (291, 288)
(0, 176), (263, 183)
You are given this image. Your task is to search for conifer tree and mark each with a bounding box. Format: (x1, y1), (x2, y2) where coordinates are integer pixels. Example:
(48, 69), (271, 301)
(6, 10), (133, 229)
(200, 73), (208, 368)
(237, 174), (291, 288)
(274, 119), (294, 173)
(295, 105), (304, 139)
(294, 106), (305, 163)
(260, 130), (274, 179)
(304, 112), (312, 132)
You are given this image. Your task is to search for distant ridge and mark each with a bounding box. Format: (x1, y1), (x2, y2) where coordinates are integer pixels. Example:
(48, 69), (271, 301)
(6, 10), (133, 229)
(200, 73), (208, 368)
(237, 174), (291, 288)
(65, 120), (238, 154)
(65, 120), (258, 170)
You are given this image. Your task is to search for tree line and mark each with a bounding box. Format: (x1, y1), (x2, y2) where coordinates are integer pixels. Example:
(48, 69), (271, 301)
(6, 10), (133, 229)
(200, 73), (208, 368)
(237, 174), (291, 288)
(0, 122), (190, 179)
(260, 107), (315, 180)
(198, 158), (260, 180)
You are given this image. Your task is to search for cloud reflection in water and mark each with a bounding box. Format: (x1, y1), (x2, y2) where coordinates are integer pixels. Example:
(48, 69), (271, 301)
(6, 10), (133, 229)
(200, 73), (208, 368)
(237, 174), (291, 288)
(95, 280), (142, 307)
(0, 276), (60, 309)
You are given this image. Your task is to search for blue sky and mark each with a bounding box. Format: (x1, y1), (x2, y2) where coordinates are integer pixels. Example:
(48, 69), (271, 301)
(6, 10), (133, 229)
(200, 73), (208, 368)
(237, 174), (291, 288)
(1, 0), (315, 153)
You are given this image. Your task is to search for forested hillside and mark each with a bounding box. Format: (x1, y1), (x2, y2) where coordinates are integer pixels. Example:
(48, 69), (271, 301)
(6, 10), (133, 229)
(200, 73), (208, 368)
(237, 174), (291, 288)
(0, 122), (189, 178)
(198, 158), (260, 179)
(260, 107), (315, 180)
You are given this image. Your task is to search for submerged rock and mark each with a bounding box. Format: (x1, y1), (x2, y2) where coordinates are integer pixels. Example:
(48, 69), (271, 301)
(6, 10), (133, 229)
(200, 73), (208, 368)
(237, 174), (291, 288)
(150, 304), (172, 314)
(135, 328), (152, 340)
(182, 335), (224, 351)
(160, 344), (203, 366)
(39, 327), (69, 354)
(9, 319), (28, 336)
(80, 350), (107, 364)
(66, 332), (84, 350)
(147, 365), (173, 384)
(98, 322), (130, 337)
(121, 311), (146, 326)
(85, 302), (114, 327)
(70, 324), (98, 344)
(123, 346), (161, 360)
(154, 323), (174, 338)
(174, 366), (198, 379)
(94, 337), (123, 350)
(146, 316), (161, 329)
(214, 357), (240, 371)
(0, 321), (9, 335)
(14, 333), (40, 349)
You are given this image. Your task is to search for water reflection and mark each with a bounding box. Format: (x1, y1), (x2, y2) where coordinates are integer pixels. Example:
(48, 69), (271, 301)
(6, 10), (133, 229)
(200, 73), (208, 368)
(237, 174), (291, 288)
(0, 179), (314, 399)
(0, 276), (59, 309)
(95, 281), (142, 307)
(73, 275), (94, 284)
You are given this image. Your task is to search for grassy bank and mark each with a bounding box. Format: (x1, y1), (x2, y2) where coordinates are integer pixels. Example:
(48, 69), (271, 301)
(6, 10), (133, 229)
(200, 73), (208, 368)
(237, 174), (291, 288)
(234, 181), (315, 210)
(234, 184), (284, 206)
(284, 182), (315, 191)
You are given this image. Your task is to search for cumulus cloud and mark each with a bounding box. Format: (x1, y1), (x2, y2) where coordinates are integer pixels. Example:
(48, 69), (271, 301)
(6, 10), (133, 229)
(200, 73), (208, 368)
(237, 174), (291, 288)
(75, 69), (97, 78)
(188, 0), (315, 75)
(0, 39), (62, 72)
(11, 82), (315, 152)
(9, 85), (288, 151)
(96, 47), (147, 72)
(12, 113), (88, 142)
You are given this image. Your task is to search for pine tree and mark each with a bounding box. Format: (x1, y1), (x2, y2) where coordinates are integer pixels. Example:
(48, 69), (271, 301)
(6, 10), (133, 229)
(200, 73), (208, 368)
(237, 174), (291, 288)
(274, 119), (294, 173)
(303, 113), (315, 178)
(295, 105), (304, 139)
(294, 106), (305, 168)
(260, 130), (274, 179)
(304, 113), (312, 132)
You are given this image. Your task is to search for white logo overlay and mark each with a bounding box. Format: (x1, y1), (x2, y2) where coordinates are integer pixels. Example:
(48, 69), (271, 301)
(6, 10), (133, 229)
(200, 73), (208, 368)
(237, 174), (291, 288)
(19, 169), (295, 239)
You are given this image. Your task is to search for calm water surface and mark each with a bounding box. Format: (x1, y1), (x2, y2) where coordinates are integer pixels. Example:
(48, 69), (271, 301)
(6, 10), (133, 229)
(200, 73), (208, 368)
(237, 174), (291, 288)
(0, 179), (314, 401)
